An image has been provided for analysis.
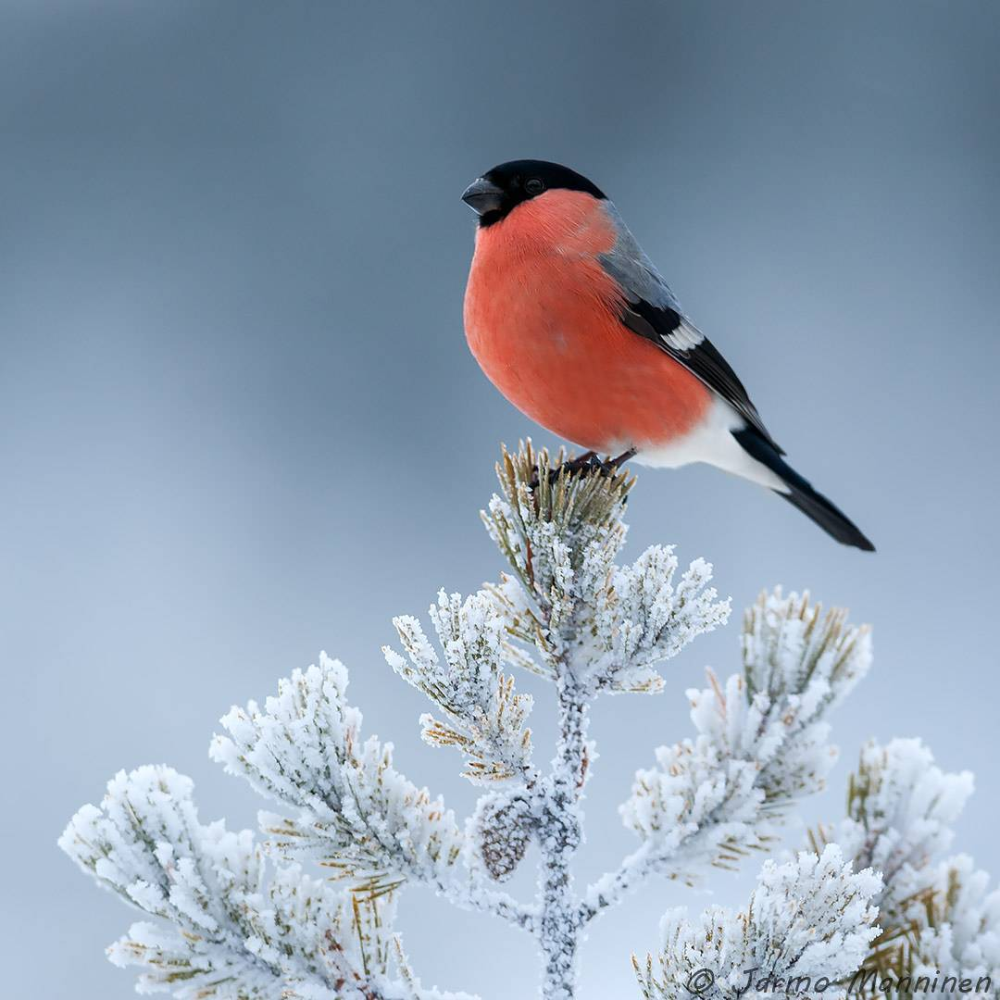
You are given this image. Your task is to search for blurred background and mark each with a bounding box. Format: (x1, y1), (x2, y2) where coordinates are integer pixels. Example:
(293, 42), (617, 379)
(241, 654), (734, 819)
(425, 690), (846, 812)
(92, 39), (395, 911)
(2, 1), (998, 996)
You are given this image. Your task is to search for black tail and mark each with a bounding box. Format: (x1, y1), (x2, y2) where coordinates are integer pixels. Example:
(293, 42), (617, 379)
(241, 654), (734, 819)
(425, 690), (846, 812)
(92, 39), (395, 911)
(732, 428), (875, 551)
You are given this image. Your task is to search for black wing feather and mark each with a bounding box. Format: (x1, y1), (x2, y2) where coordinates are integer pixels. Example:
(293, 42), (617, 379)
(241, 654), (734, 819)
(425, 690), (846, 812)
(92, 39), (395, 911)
(619, 297), (785, 455)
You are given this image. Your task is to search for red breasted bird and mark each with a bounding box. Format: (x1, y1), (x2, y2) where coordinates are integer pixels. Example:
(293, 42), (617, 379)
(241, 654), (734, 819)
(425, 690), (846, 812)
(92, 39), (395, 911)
(461, 159), (874, 551)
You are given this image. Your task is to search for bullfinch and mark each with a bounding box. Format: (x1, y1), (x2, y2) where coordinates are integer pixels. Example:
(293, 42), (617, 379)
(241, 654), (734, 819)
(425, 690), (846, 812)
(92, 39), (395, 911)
(461, 159), (874, 551)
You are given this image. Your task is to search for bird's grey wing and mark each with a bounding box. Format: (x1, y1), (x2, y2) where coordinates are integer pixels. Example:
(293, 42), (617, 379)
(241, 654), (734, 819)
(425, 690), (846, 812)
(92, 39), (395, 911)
(599, 204), (783, 454)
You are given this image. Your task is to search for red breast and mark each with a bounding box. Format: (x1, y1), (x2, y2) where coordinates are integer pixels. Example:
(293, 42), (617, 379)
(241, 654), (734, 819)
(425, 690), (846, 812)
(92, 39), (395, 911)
(464, 189), (712, 453)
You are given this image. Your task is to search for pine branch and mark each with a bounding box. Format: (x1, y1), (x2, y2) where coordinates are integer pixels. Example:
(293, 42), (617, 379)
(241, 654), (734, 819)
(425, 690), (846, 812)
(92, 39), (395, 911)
(384, 590), (534, 783)
(535, 674), (590, 999)
(813, 739), (999, 998)
(58, 766), (471, 1000)
(581, 588), (872, 922)
(210, 656), (465, 886)
(482, 442), (729, 693)
(208, 655), (534, 932)
(634, 846), (882, 1000)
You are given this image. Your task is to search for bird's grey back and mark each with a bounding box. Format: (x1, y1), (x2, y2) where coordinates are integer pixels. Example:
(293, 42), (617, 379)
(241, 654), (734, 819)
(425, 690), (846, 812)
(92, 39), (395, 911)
(597, 201), (682, 314)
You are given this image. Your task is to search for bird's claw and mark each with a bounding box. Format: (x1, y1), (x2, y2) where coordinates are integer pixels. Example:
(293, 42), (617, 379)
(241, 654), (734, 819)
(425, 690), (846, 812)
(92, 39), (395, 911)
(529, 451), (592, 489)
(530, 449), (635, 488)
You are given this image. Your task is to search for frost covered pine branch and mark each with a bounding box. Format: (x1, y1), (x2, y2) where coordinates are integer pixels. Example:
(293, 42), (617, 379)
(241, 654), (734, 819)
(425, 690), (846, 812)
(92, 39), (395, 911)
(58, 765), (468, 1000)
(634, 844), (882, 1000)
(59, 441), (996, 999)
(809, 738), (1000, 998)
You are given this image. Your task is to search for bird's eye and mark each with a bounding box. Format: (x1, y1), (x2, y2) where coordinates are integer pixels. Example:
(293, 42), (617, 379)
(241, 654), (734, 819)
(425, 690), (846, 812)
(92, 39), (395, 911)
(525, 177), (545, 195)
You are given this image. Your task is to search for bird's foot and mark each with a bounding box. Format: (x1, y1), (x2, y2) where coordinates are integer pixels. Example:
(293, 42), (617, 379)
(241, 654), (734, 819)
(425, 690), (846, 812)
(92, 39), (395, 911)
(605, 447), (638, 473)
(531, 448), (637, 487)
(529, 450), (595, 488)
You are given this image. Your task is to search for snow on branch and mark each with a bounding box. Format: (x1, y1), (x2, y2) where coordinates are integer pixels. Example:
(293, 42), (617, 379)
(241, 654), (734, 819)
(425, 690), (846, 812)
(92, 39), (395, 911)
(900, 855), (1000, 998)
(831, 738), (973, 900)
(598, 546), (730, 694)
(633, 845), (882, 1000)
(57, 766), (467, 1000)
(482, 443), (729, 693)
(741, 587), (872, 725)
(813, 739), (999, 996)
(584, 588), (871, 918)
(209, 655), (465, 886)
(384, 590), (534, 783)
(482, 443), (634, 674)
(485, 444), (633, 607)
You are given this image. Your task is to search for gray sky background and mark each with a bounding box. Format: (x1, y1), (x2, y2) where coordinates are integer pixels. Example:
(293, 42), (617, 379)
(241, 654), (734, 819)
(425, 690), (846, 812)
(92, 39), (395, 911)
(2, 2), (998, 997)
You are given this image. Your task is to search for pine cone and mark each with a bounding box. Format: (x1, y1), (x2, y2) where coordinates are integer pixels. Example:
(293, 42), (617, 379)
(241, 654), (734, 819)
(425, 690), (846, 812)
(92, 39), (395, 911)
(476, 793), (532, 883)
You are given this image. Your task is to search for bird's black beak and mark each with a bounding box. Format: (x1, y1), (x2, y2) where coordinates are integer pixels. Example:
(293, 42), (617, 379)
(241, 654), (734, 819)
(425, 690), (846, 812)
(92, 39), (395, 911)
(461, 177), (504, 216)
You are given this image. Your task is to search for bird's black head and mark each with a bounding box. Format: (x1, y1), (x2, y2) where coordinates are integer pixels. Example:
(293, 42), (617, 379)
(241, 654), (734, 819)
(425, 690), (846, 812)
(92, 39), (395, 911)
(461, 159), (606, 227)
